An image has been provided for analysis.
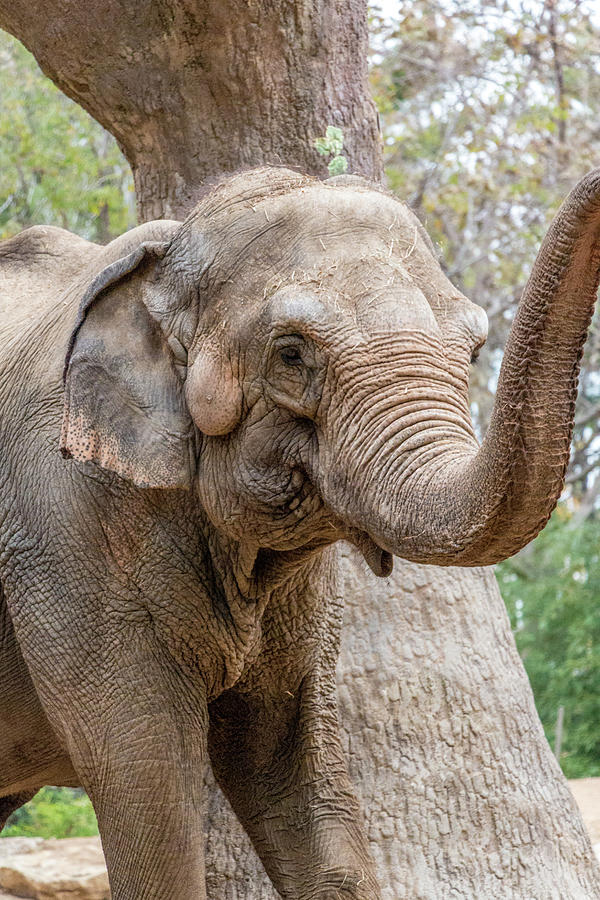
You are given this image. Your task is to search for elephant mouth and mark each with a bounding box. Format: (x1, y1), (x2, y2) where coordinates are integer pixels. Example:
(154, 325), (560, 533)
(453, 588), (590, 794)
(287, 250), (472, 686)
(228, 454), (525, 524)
(269, 466), (394, 576)
(349, 529), (394, 578)
(281, 469), (394, 577)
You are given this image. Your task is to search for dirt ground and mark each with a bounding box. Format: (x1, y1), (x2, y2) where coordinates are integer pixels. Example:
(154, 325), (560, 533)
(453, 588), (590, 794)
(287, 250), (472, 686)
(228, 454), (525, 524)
(569, 778), (600, 847)
(0, 781), (599, 898)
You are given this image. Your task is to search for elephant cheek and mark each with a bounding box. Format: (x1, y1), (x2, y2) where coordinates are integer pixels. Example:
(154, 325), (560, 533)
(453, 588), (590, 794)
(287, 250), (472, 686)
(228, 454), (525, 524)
(185, 347), (242, 436)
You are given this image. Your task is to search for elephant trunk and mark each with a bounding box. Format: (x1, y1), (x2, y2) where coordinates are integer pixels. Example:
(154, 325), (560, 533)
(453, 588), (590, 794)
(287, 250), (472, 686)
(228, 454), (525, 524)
(330, 170), (600, 569)
(455, 169), (600, 565)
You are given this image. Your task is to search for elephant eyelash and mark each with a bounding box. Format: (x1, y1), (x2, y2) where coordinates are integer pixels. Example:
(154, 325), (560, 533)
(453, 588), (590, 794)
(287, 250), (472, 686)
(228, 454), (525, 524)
(279, 347), (304, 366)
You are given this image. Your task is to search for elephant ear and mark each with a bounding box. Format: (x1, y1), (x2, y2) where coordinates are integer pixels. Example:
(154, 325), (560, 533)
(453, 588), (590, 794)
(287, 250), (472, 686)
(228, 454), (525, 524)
(61, 242), (195, 489)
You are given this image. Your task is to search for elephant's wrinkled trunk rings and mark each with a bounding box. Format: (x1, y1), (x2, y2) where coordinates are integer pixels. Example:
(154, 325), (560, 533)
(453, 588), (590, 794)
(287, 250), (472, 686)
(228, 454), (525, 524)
(330, 170), (600, 569)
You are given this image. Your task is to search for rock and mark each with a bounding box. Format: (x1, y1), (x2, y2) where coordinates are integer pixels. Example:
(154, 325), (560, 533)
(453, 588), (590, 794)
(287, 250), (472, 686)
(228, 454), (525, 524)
(0, 837), (109, 899)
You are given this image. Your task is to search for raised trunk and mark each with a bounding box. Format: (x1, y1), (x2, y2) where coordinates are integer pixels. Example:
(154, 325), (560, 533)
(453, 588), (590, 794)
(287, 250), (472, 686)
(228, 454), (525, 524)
(0, 0), (381, 222)
(457, 170), (600, 563)
(1, 3), (598, 897)
(333, 171), (600, 568)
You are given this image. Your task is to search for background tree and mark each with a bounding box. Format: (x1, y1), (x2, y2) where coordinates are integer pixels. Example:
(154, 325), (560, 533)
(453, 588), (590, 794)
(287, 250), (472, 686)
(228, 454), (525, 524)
(371, 0), (600, 788)
(0, 36), (133, 241)
(1, 1), (599, 897)
(0, 0), (381, 220)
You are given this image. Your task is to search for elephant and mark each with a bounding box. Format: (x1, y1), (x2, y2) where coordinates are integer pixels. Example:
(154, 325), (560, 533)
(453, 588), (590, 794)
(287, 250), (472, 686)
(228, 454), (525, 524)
(1, 165), (599, 900)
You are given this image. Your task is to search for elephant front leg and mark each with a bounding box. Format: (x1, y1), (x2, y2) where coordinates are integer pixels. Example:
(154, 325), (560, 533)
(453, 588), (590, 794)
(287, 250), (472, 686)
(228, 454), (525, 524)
(42, 639), (210, 900)
(89, 737), (207, 900)
(208, 672), (381, 900)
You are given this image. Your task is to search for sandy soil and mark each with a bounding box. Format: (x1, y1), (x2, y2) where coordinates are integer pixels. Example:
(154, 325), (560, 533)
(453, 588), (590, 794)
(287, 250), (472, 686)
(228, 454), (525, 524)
(0, 781), (598, 898)
(569, 777), (600, 846)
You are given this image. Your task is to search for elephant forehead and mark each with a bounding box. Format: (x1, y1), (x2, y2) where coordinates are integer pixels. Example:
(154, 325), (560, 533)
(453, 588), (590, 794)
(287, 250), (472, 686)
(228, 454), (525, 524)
(194, 184), (424, 275)
(244, 255), (438, 333)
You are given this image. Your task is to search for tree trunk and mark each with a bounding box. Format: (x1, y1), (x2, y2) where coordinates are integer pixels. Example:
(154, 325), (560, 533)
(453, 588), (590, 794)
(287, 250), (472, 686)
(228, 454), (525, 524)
(201, 551), (600, 899)
(1, 3), (598, 896)
(0, 0), (381, 222)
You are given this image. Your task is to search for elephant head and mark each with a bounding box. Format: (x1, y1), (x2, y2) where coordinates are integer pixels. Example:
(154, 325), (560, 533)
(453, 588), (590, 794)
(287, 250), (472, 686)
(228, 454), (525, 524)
(61, 166), (600, 586)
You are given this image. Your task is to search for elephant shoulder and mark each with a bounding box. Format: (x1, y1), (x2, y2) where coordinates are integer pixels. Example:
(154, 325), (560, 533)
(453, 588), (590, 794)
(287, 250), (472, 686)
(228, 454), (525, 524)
(0, 226), (99, 331)
(0, 225), (95, 278)
(0, 220), (182, 339)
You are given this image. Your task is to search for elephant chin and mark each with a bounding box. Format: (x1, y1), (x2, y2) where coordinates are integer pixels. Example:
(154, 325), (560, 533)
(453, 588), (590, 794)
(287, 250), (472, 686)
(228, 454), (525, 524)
(350, 530), (394, 578)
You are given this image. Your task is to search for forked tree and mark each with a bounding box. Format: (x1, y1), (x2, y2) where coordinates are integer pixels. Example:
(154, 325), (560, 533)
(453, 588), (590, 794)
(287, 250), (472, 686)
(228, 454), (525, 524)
(0, 1), (598, 897)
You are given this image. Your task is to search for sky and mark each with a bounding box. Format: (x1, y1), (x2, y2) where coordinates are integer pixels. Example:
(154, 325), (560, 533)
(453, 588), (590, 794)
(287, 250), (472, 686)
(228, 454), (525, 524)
(372, 0), (399, 19)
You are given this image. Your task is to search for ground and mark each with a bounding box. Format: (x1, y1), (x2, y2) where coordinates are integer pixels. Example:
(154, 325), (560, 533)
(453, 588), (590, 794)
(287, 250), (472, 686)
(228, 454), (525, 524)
(569, 779), (600, 848)
(0, 780), (599, 898)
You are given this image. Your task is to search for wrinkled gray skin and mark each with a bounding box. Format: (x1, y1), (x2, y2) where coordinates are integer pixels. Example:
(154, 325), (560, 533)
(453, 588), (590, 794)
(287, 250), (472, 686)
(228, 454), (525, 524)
(1, 167), (600, 900)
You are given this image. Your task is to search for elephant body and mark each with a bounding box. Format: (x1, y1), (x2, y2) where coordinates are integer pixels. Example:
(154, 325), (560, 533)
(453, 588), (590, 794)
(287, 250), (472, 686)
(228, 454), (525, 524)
(0, 220), (377, 897)
(1, 167), (600, 899)
(0, 226), (94, 794)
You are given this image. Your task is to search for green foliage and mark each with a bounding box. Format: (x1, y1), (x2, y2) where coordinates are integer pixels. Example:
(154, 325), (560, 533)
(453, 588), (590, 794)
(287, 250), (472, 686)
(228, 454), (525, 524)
(0, 32), (133, 241)
(326, 155), (349, 177)
(314, 125), (345, 159)
(498, 509), (600, 778)
(2, 788), (99, 839)
(314, 126), (349, 176)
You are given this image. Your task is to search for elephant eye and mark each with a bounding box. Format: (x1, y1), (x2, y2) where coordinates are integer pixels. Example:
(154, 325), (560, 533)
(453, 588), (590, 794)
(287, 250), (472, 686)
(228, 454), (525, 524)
(280, 346), (303, 367)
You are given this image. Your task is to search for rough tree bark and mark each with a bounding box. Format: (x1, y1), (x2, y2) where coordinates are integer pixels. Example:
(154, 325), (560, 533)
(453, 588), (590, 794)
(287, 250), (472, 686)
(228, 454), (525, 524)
(1, 2), (598, 897)
(0, 0), (381, 221)
(204, 554), (600, 899)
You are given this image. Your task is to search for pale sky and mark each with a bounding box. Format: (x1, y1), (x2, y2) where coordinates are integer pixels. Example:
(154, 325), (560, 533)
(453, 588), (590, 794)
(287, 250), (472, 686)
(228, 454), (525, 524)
(376, 0), (399, 16)
(372, 0), (399, 19)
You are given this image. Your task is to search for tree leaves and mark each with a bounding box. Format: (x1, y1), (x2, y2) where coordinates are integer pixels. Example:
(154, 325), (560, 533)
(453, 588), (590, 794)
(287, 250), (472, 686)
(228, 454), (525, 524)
(0, 32), (134, 242)
(314, 126), (349, 175)
(499, 512), (600, 777)
(3, 787), (98, 838)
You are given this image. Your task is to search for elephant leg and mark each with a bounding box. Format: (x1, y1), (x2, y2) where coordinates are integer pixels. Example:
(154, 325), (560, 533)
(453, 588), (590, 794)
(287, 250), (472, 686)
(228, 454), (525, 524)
(208, 668), (380, 900)
(0, 585), (78, 795)
(0, 791), (36, 831)
(31, 629), (210, 900)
